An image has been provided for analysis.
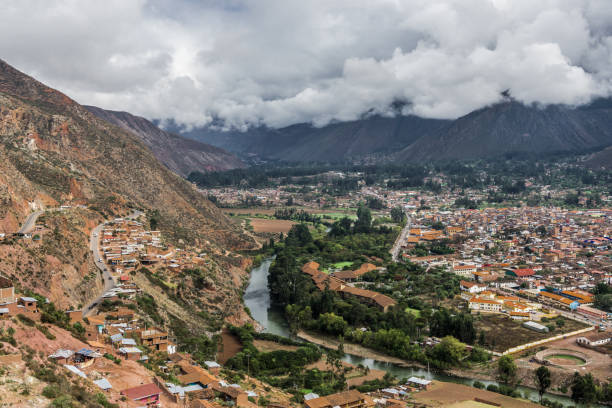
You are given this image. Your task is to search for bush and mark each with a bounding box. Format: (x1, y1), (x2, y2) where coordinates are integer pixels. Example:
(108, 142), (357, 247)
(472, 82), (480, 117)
(42, 385), (60, 399)
(17, 314), (35, 326)
(473, 381), (485, 389)
(486, 384), (499, 393)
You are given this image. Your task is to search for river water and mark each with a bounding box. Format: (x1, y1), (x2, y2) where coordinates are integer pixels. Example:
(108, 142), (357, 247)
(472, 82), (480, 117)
(244, 258), (597, 407)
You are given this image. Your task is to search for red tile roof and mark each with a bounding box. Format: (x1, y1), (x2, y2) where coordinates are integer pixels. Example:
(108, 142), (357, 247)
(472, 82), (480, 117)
(121, 383), (162, 400)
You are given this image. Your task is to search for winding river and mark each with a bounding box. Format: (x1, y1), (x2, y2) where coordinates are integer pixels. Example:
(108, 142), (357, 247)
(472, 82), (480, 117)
(244, 258), (600, 407)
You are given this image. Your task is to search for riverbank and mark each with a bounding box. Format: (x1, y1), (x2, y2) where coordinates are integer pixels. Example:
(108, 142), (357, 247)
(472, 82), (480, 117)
(297, 330), (426, 368)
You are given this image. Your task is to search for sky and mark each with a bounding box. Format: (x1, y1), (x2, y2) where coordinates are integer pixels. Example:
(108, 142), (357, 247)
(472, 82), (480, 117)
(2, 0), (612, 130)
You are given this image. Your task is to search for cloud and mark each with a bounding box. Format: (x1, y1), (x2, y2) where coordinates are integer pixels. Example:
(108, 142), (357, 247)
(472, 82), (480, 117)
(1, 0), (611, 129)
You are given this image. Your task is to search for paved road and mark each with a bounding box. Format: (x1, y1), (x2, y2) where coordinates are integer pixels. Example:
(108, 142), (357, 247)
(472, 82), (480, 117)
(390, 212), (411, 262)
(497, 287), (602, 327)
(17, 210), (45, 234)
(83, 210), (143, 316)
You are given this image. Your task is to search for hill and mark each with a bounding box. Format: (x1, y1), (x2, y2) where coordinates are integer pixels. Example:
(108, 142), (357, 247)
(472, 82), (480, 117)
(84, 105), (245, 176)
(175, 115), (448, 162)
(585, 145), (612, 169)
(178, 100), (612, 163)
(396, 100), (612, 161)
(0, 58), (255, 313)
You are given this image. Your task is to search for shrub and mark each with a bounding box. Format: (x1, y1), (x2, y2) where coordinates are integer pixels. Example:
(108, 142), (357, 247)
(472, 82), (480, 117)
(486, 384), (499, 393)
(473, 381), (485, 389)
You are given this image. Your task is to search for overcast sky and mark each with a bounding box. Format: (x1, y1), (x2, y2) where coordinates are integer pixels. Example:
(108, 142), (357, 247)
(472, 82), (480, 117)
(2, 0), (612, 130)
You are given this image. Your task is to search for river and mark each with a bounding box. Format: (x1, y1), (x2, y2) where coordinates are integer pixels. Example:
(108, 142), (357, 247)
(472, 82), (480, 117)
(244, 258), (598, 407)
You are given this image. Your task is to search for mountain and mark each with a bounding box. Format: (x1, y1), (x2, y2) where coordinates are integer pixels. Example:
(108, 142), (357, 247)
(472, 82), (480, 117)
(84, 106), (245, 177)
(585, 145), (612, 169)
(395, 100), (612, 162)
(177, 99), (612, 163)
(174, 115), (448, 162)
(0, 58), (255, 316)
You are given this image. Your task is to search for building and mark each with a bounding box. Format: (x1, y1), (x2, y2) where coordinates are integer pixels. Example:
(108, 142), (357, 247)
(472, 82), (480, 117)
(406, 377), (432, 390)
(577, 305), (608, 320)
(138, 328), (175, 354)
(468, 297), (502, 313)
(121, 383), (162, 407)
(453, 264), (477, 277)
(304, 389), (375, 408)
(522, 321), (549, 333)
(506, 268), (535, 278)
(459, 280), (487, 294)
(576, 331), (611, 347)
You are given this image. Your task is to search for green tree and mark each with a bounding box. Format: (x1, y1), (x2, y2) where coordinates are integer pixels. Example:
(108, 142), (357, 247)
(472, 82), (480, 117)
(354, 204), (372, 233)
(534, 365), (551, 403)
(390, 206), (406, 224)
(497, 355), (517, 387)
(571, 372), (598, 407)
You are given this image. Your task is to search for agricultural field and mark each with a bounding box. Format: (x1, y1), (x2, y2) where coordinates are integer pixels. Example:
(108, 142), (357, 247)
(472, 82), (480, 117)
(249, 218), (296, 233)
(474, 314), (590, 352)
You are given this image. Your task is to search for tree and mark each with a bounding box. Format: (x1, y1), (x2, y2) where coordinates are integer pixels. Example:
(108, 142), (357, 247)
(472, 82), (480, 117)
(534, 366), (551, 403)
(354, 204), (372, 233)
(497, 355), (517, 387)
(390, 206), (406, 224)
(571, 372), (598, 407)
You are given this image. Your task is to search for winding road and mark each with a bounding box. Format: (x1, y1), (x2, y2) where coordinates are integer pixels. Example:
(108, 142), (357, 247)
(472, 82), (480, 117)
(17, 210), (45, 234)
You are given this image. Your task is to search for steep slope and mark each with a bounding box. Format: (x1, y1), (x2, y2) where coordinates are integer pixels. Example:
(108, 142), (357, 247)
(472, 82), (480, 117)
(0, 58), (255, 314)
(395, 100), (612, 161)
(179, 100), (612, 163)
(84, 105), (245, 176)
(176, 115), (448, 162)
(585, 145), (612, 169)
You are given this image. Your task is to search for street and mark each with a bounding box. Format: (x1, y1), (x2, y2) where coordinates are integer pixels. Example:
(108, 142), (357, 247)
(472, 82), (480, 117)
(390, 211), (411, 262)
(83, 210), (143, 316)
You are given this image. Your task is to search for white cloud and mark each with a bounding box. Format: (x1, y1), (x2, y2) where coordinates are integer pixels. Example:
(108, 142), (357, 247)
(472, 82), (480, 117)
(1, 0), (611, 129)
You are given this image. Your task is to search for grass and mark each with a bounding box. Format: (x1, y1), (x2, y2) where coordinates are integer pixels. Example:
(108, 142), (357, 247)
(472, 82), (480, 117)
(546, 354), (586, 364)
(332, 261), (354, 269)
(322, 261), (354, 274)
(404, 307), (421, 317)
(320, 212), (357, 221)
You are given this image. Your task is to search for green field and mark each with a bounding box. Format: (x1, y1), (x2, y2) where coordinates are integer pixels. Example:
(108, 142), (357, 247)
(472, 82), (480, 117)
(547, 354), (586, 364)
(405, 307), (421, 317)
(320, 212), (357, 220)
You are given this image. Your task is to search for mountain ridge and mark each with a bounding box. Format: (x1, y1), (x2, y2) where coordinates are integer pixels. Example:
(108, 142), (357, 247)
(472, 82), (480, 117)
(84, 105), (245, 177)
(174, 99), (612, 163)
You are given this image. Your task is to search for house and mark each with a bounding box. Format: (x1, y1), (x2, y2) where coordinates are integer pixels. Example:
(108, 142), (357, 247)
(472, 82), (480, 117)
(18, 297), (38, 314)
(506, 268), (535, 278)
(137, 328), (174, 353)
(406, 377), (432, 390)
(509, 311), (530, 320)
(49, 349), (74, 365)
(204, 361), (221, 375)
(121, 383), (162, 406)
(118, 346), (143, 361)
(212, 383), (256, 408)
(459, 280), (486, 294)
(453, 264), (477, 277)
(0, 276), (15, 304)
(304, 389), (375, 408)
(576, 331), (611, 348)
(468, 297), (502, 313)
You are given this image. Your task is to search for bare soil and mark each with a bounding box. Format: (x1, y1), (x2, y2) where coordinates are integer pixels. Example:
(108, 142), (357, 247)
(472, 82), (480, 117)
(249, 218), (296, 233)
(218, 328), (242, 364)
(412, 381), (542, 408)
(253, 339), (298, 353)
(475, 314), (589, 352)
